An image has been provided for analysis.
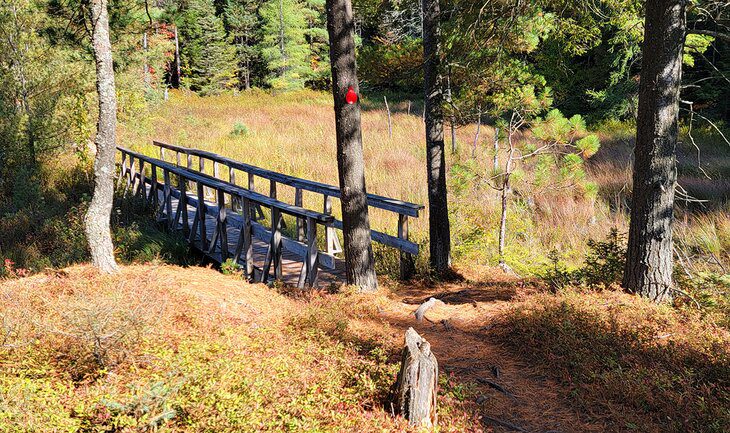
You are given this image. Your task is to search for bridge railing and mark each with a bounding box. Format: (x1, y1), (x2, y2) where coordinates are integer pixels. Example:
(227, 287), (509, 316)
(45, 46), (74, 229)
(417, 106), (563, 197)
(117, 146), (334, 288)
(149, 140), (423, 279)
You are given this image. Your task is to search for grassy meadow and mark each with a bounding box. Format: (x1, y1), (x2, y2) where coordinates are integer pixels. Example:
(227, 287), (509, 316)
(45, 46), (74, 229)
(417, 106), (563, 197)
(120, 90), (729, 277)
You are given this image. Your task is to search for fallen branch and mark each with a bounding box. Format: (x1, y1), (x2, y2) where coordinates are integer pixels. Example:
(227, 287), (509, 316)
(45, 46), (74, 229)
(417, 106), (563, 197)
(414, 297), (441, 322)
(476, 377), (517, 399)
(482, 416), (528, 432)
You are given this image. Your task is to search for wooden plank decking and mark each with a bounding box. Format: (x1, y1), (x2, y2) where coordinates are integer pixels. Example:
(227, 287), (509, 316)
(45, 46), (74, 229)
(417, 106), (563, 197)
(153, 182), (347, 287)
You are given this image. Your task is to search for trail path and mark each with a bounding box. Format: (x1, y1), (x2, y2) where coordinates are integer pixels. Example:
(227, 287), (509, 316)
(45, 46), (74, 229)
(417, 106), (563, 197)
(377, 266), (605, 433)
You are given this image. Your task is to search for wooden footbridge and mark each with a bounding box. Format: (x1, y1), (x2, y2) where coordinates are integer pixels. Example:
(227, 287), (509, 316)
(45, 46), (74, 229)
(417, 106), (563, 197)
(116, 141), (423, 288)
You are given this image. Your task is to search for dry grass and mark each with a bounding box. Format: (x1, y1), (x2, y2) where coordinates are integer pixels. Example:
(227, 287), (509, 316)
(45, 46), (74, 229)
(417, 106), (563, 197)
(119, 90), (730, 275)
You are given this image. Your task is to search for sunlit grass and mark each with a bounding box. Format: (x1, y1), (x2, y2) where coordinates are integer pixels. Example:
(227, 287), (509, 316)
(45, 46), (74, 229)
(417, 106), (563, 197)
(119, 90), (729, 274)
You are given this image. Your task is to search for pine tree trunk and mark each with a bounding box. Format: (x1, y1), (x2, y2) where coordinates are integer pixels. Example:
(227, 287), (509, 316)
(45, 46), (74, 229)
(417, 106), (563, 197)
(325, 0), (377, 291)
(622, 0), (686, 302)
(423, 0), (451, 273)
(85, 0), (119, 274)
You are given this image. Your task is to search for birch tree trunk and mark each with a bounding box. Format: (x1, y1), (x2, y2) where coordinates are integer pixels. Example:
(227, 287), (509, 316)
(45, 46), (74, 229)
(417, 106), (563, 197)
(325, 0), (377, 291)
(85, 0), (119, 274)
(623, 0), (686, 302)
(423, 0), (451, 273)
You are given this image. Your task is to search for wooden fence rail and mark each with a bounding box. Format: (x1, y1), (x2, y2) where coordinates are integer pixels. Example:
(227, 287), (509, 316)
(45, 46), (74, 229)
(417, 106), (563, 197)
(150, 140), (423, 279)
(117, 146), (335, 288)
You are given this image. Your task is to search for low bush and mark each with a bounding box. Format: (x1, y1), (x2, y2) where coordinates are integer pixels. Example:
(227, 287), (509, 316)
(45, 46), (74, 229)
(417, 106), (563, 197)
(541, 228), (626, 291)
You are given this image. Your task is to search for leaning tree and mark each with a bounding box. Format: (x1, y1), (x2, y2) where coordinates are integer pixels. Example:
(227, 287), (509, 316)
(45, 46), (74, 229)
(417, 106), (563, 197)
(623, 0), (687, 302)
(325, 0), (378, 291)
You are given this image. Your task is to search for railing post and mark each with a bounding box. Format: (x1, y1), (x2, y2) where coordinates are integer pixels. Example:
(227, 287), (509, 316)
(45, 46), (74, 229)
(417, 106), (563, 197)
(323, 195), (341, 254)
(126, 156), (136, 193)
(197, 181), (207, 251)
(160, 146), (165, 161)
(263, 207), (282, 283)
(295, 188), (305, 241)
(116, 152), (127, 189)
(229, 165), (239, 211)
(399, 214), (416, 280)
(163, 169), (172, 226)
(214, 162), (221, 203)
(179, 173), (189, 236)
(242, 197), (254, 279)
(149, 162), (158, 210)
(136, 160), (146, 201)
(269, 179), (277, 199)
(305, 217), (319, 287)
(216, 188), (228, 260)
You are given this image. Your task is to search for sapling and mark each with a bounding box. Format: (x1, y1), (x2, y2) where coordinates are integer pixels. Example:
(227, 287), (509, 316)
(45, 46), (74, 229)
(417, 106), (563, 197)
(487, 89), (600, 270)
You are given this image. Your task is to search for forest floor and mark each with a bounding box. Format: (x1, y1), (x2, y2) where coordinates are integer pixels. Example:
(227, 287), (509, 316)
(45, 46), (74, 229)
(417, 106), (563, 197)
(2, 264), (726, 432)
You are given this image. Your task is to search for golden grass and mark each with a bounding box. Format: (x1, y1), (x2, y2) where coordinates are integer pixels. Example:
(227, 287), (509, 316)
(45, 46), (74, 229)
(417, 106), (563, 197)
(119, 90), (729, 273)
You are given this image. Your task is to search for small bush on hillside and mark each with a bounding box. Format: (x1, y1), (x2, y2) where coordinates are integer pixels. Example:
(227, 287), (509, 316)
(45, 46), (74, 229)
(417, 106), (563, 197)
(541, 228), (626, 290)
(220, 258), (243, 276)
(542, 249), (575, 292)
(580, 228), (626, 288)
(230, 121), (249, 136)
(676, 271), (730, 329)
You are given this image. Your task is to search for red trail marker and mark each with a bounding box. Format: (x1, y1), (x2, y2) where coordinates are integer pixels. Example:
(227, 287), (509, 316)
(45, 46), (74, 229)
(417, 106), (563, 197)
(345, 86), (358, 104)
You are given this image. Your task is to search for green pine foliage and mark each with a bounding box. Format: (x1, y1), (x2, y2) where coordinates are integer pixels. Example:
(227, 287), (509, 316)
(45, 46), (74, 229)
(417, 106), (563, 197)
(224, 0), (260, 89)
(179, 0), (237, 95)
(258, 0), (313, 91)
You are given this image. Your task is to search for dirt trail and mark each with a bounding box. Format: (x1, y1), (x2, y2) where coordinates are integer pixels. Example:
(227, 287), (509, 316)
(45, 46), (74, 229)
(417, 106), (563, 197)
(378, 267), (605, 433)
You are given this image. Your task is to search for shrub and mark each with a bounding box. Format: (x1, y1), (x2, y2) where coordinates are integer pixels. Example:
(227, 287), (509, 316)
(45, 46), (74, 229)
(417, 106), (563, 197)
(230, 121), (249, 136)
(541, 228), (626, 290)
(579, 228), (626, 288)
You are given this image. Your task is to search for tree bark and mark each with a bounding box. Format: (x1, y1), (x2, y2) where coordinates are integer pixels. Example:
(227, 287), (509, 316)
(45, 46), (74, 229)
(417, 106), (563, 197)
(85, 0), (119, 274)
(391, 327), (438, 428)
(172, 26), (181, 88)
(325, 0), (377, 291)
(423, 0), (451, 273)
(623, 0), (686, 302)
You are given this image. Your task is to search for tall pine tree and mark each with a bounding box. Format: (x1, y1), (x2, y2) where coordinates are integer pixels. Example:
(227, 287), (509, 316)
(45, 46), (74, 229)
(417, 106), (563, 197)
(258, 0), (312, 90)
(180, 0), (236, 94)
(224, 0), (259, 90)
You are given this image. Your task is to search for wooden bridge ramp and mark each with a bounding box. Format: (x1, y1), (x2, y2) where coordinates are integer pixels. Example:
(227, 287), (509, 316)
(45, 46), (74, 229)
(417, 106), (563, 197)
(117, 142), (423, 288)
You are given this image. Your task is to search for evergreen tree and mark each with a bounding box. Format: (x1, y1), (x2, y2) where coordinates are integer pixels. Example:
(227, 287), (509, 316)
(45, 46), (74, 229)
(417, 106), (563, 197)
(179, 0), (236, 94)
(302, 0), (330, 87)
(258, 0), (312, 90)
(224, 0), (259, 89)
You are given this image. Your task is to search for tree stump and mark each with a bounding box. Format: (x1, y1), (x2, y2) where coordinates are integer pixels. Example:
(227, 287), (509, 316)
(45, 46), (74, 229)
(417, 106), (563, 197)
(391, 327), (438, 428)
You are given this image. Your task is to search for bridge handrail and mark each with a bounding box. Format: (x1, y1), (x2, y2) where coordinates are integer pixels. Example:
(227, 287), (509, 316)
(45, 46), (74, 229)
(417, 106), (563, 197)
(151, 140), (424, 217)
(118, 146), (334, 223)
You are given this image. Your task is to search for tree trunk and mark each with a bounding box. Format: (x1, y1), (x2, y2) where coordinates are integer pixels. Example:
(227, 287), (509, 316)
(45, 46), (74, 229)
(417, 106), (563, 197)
(325, 0), (377, 291)
(172, 26), (181, 88)
(423, 0), (451, 273)
(498, 175), (509, 264)
(623, 0), (686, 302)
(85, 0), (119, 274)
(391, 327), (438, 428)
